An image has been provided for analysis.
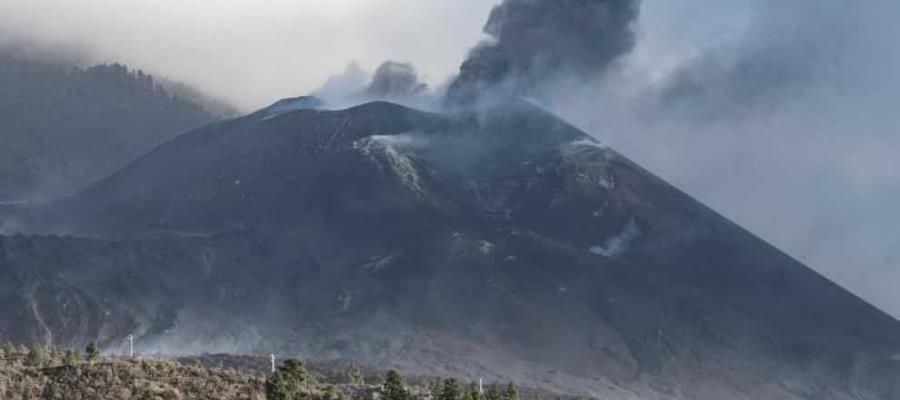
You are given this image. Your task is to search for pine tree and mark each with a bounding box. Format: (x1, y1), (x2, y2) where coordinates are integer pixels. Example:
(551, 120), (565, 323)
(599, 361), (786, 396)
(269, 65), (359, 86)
(502, 383), (518, 400)
(25, 344), (46, 367)
(485, 384), (502, 400)
(266, 359), (309, 400)
(86, 342), (100, 364)
(503, 382), (519, 400)
(383, 370), (409, 400)
(438, 378), (462, 400)
(464, 382), (483, 400)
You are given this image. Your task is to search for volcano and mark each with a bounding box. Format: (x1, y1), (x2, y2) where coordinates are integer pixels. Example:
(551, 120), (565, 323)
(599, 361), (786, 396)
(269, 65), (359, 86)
(1, 99), (898, 399)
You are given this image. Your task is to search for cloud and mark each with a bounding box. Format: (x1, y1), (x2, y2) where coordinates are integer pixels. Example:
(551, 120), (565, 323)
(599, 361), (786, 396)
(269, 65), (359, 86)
(0, 0), (498, 111)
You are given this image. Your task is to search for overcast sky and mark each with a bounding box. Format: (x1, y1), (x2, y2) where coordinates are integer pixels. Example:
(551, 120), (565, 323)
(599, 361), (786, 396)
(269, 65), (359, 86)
(2, 0), (899, 318)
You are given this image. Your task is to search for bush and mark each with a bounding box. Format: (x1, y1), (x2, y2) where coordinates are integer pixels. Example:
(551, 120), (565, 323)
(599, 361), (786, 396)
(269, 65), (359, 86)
(1, 340), (15, 357)
(86, 342), (100, 364)
(64, 349), (82, 366)
(383, 370), (409, 400)
(266, 359), (309, 400)
(438, 378), (462, 400)
(26, 344), (47, 367)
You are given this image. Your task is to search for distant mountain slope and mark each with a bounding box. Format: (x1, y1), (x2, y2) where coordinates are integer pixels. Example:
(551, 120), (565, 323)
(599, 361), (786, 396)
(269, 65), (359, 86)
(0, 54), (234, 201)
(2, 99), (899, 399)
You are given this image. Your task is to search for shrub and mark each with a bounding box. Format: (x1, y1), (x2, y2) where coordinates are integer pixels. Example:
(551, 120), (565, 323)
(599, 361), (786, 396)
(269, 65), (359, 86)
(266, 359), (309, 400)
(26, 344), (47, 367)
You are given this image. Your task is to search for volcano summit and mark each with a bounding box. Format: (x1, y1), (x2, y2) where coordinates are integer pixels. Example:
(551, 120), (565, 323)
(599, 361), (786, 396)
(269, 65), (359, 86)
(0, 97), (897, 399)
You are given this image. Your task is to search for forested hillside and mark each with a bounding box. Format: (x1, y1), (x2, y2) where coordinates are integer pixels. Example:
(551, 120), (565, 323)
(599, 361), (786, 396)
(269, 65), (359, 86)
(0, 54), (234, 201)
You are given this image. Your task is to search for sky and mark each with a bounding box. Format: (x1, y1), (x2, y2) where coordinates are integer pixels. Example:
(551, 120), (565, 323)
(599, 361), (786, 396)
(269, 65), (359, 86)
(1, 0), (899, 318)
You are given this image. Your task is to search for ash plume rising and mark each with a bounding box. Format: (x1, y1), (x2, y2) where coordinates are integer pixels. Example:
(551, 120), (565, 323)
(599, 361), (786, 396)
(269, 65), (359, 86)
(366, 61), (428, 99)
(446, 0), (641, 106)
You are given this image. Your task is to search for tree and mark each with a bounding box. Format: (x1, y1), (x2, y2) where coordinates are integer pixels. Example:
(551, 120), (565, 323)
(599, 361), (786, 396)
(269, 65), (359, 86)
(464, 382), (483, 400)
(266, 359), (309, 400)
(86, 342), (100, 364)
(25, 344), (46, 367)
(383, 370), (409, 400)
(64, 349), (81, 366)
(485, 384), (502, 400)
(438, 378), (462, 400)
(502, 383), (518, 400)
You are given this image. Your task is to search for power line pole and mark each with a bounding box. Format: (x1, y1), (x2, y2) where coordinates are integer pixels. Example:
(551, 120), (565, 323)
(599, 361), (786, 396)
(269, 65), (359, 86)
(270, 353), (276, 373)
(479, 377), (484, 394)
(129, 335), (134, 358)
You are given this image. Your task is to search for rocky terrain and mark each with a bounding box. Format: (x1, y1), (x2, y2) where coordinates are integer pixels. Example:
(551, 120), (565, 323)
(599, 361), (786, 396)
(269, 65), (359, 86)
(0, 98), (898, 399)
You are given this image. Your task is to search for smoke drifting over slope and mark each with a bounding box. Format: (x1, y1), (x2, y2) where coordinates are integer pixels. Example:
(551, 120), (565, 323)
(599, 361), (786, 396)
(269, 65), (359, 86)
(546, 0), (900, 318)
(446, 0), (640, 105)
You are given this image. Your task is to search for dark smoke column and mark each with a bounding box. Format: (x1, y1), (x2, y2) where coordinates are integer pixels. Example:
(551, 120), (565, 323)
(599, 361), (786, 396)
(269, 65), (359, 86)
(446, 0), (640, 106)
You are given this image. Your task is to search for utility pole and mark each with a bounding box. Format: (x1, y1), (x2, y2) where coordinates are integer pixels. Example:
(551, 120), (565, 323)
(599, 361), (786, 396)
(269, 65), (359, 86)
(47, 330), (52, 352)
(129, 335), (134, 358)
(479, 377), (484, 394)
(270, 354), (276, 373)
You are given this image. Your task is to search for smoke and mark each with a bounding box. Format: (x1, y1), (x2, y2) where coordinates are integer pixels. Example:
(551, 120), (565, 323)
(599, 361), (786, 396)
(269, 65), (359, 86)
(316, 63), (372, 108)
(652, 1), (856, 120)
(445, 0), (641, 105)
(314, 60), (437, 111)
(367, 61), (429, 99)
(541, 0), (900, 317)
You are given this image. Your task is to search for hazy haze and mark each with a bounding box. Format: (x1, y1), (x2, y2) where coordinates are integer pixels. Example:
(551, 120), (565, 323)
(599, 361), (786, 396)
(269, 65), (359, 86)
(0, 0), (497, 111)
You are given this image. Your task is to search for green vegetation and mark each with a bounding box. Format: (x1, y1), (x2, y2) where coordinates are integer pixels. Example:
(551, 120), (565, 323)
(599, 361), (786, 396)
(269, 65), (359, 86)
(504, 382), (520, 400)
(464, 382), (482, 400)
(0, 348), (556, 400)
(266, 359), (310, 400)
(63, 349), (80, 366)
(486, 383), (503, 400)
(1, 341), (14, 357)
(85, 342), (99, 364)
(383, 370), (409, 400)
(438, 378), (462, 400)
(25, 344), (46, 367)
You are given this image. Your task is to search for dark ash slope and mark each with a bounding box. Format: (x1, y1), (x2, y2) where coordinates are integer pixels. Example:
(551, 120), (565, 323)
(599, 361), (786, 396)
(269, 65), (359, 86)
(1, 100), (898, 399)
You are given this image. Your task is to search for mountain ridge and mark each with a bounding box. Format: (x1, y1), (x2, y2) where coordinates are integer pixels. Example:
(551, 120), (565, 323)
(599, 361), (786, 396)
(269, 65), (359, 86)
(0, 53), (235, 202)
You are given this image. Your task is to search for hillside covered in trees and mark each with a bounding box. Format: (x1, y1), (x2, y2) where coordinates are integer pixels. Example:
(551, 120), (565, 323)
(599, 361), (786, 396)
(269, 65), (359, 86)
(0, 54), (235, 202)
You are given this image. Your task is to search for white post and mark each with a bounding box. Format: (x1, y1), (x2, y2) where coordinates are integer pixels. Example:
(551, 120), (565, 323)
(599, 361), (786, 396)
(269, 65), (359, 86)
(479, 377), (484, 394)
(270, 354), (276, 373)
(47, 330), (52, 352)
(129, 335), (134, 358)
